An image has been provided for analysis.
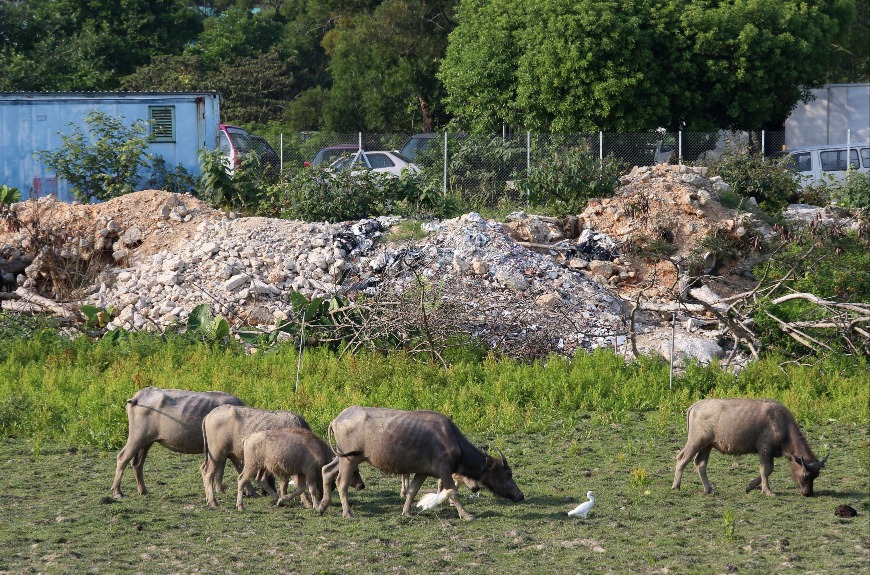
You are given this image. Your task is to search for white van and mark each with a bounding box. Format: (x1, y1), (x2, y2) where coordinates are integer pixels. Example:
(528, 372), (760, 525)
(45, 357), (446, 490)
(786, 143), (870, 188)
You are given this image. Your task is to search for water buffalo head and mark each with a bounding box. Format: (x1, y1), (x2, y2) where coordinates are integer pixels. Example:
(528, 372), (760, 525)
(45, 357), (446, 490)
(479, 449), (524, 502)
(788, 452), (828, 496)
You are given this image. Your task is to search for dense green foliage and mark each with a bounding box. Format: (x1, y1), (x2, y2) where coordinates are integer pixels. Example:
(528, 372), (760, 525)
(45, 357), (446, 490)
(522, 146), (626, 215)
(0, 324), (865, 449)
(268, 164), (454, 222)
(440, 0), (855, 132)
(705, 145), (801, 214)
(36, 111), (153, 203)
(1, 0), (865, 133)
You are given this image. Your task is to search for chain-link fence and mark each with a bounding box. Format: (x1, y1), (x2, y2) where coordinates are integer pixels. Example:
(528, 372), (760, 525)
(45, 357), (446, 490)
(260, 129), (797, 209)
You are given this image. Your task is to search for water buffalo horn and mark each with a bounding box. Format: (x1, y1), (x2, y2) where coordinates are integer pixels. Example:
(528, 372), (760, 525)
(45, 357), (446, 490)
(820, 452), (829, 467)
(497, 447), (507, 465)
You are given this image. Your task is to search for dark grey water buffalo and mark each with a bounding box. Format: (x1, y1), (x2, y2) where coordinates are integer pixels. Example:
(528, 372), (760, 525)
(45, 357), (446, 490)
(111, 386), (244, 499)
(200, 405), (313, 507)
(236, 427), (364, 511)
(672, 398), (828, 496)
(316, 406), (524, 520)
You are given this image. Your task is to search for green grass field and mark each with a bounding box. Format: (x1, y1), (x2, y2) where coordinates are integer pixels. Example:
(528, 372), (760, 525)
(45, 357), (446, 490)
(1, 417), (867, 575)
(1, 331), (867, 574)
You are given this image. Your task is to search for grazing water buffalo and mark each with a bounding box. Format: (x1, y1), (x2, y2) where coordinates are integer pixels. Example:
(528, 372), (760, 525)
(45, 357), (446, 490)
(672, 398), (829, 496)
(316, 406), (524, 520)
(111, 387), (244, 499)
(235, 427), (363, 511)
(200, 405), (313, 506)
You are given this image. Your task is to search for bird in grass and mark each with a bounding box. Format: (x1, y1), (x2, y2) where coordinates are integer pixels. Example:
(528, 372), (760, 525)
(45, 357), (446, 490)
(417, 489), (455, 511)
(568, 491), (595, 519)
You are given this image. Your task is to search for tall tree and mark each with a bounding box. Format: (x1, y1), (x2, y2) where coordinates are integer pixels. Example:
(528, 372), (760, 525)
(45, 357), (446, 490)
(321, 0), (456, 132)
(440, 0), (856, 132)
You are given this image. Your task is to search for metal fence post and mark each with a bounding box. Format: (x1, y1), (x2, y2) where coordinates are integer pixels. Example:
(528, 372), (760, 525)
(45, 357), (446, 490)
(279, 133), (284, 172)
(761, 130), (765, 156)
(443, 131), (448, 197)
(678, 131), (682, 165)
(599, 131), (603, 169)
(358, 132), (363, 150)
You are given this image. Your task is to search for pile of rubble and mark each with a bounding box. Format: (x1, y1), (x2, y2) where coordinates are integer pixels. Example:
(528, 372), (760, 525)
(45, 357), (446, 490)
(0, 164), (805, 365)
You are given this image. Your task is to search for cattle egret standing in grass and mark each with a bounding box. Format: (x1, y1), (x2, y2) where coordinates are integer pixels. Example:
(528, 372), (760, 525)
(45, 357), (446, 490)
(417, 489), (455, 511)
(568, 491), (595, 519)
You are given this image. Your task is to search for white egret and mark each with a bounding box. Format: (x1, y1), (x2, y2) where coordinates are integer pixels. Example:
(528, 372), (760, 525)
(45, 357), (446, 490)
(416, 489), (455, 511)
(568, 491), (595, 519)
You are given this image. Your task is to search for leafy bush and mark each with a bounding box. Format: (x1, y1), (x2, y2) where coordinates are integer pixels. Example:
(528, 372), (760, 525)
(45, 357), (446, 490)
(521, 146), (626, 215)
(272, 166), (392, 222)
(36, 111), (152, 203)
(706, 145), (799, 214)
(270, 166), (455, 222)
(197, 149), (266, 213)
(147, 156), (197, 195)
(840, 171), (870, 209)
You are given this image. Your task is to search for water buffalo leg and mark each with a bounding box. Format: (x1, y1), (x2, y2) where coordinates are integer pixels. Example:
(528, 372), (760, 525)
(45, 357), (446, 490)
(402, 473), (427, 516)
(694, 446), (713, 494)
(130, 445), (151, 495)
(745, 476), (762, 493)
(672, 444), (699, 491)
(440, 475), (474, 521)
(317, 457), (340, 515)
(758, 457), (775, 496)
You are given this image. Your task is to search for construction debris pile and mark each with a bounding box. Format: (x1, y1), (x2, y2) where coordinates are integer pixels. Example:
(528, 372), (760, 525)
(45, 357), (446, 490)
(2, 164), (844, 365)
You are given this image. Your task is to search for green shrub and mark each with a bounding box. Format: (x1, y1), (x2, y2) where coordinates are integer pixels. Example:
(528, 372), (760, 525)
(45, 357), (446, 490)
(706, 146), (799, 215)
(197, 149), (268, 213)
(521, 146), (626, 216)
(840, 171), (870, 209)
(36, 111), (152, 203)
(147, 156), (197, 195)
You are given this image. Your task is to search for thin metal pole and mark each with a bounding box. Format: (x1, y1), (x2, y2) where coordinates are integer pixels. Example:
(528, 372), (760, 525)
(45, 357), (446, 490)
(443, 131), (448, 196)
(761, 130), (765, 156)
(279, 133), (284, 172)
(678, 131), (683, 165)
(358, 132), (363, 151)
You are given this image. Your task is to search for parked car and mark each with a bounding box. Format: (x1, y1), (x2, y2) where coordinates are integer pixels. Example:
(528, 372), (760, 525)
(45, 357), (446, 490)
(329, 150), (420, 177)
(249, 134), (280, 171)
(218, 123), (279, 173)
(305, 144), (361, 167)
(399, 133), (439, 162)
(785, 143), (870, 188)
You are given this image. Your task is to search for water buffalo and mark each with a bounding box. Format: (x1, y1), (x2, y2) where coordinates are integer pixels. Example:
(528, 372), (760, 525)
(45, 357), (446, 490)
(235, 427), (363, 511)
(111, 386), (244, 499)
(201, 405), (313, 507)
(316, 406), (524, 520)
(672, 398), (829, 496)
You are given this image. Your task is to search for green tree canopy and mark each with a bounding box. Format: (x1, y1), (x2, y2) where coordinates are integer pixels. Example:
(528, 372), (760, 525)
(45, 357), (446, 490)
(440, 0), (856, 132)
(320, 0), (456, 132)
(0, 0), (202, 91)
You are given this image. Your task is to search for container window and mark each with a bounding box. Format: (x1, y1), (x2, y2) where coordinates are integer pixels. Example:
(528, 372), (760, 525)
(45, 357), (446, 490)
(149, 106), (176, 142)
